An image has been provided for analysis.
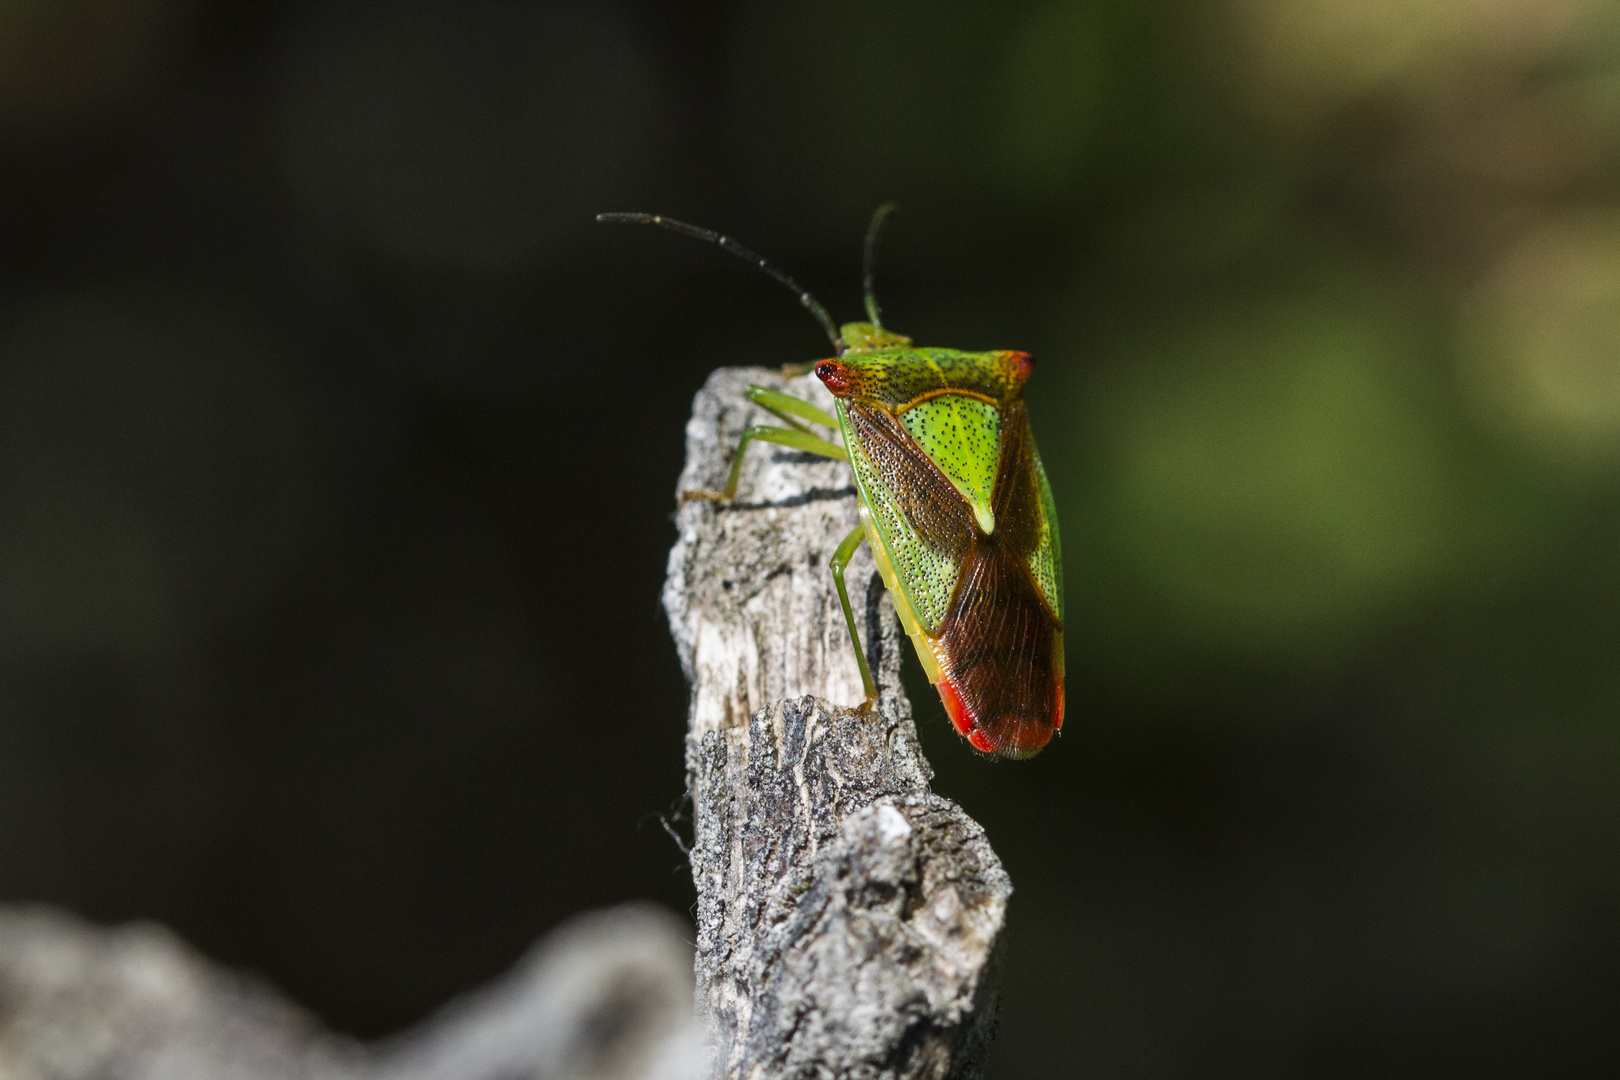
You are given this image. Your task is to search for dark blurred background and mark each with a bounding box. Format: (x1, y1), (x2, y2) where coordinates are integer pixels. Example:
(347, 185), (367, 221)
(3, 0), (1620, 1074)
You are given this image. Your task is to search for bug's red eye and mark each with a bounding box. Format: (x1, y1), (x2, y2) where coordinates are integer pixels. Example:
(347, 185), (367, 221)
(815, 359), (853, 395)
(1007, 351), (1035, 380)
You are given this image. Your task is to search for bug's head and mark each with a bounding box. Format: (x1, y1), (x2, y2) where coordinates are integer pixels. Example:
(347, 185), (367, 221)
(814, 357), (855, 396)
(838, 321), (911, 353)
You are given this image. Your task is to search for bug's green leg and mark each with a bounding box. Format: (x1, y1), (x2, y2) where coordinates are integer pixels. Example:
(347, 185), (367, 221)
(681, 425), (847, 502)
(745, 385), (838, 431)
(830, 524), (879, 709)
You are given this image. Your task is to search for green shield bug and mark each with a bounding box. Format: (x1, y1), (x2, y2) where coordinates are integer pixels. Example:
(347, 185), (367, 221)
(600, 206), (1064, 759)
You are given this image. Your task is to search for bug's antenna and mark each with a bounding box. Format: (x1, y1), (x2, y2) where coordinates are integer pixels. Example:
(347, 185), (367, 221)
(598, 212), (842, 352)
(862, 202), (897, 328)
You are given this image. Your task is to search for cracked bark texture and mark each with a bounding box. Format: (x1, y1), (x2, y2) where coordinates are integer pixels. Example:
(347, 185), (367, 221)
(663, 368), (1011, 1080)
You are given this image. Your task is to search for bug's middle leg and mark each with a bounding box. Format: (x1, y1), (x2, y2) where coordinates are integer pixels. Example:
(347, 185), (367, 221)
(831, 524), (879, 709)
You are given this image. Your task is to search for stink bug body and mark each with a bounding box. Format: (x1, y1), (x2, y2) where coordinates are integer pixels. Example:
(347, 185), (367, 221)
(600, 207), (1064, 758)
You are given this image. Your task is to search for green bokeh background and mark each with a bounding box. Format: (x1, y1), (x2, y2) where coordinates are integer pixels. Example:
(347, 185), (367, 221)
(3, 0), (1619, 1074)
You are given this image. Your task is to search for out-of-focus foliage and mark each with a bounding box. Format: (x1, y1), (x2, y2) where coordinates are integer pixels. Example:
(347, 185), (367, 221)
(3, 0), (1620, 1075)
(1461, 210), (1620, 466)
(1079, 288), (1460, 664)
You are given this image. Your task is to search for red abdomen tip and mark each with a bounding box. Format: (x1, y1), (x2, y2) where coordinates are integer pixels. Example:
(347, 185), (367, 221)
(939, 677), (976, 738)
(935, 671), (1060, 760)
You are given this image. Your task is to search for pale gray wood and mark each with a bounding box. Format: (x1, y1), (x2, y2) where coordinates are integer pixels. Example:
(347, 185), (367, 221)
(0, 903), (702, 1080)
(664, 368), (1010, 1080)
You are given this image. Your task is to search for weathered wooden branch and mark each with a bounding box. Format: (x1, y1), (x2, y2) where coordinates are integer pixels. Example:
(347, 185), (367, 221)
(0, 903), (702, 1080)
(664, 368), (1011, 1080)
(0, 367), (1011, 1080)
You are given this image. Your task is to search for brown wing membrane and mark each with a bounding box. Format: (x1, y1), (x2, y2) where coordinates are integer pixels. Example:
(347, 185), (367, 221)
(936, 404), (1063, 757)
(937, 540), (1062, 757)
(991, 403), (1043, 569)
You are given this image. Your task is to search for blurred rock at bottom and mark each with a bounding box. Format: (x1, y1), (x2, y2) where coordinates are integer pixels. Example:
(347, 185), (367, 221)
(0, 903), (703, 1080)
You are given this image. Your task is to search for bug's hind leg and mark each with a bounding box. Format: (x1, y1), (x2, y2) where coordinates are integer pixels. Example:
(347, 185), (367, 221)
(681, 387), (844, 502)
(830, 525), (879, 710)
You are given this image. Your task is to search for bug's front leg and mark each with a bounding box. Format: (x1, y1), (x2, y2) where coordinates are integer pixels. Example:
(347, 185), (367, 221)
(681, 386), (845, 502)
(830, 525), (879, 710)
